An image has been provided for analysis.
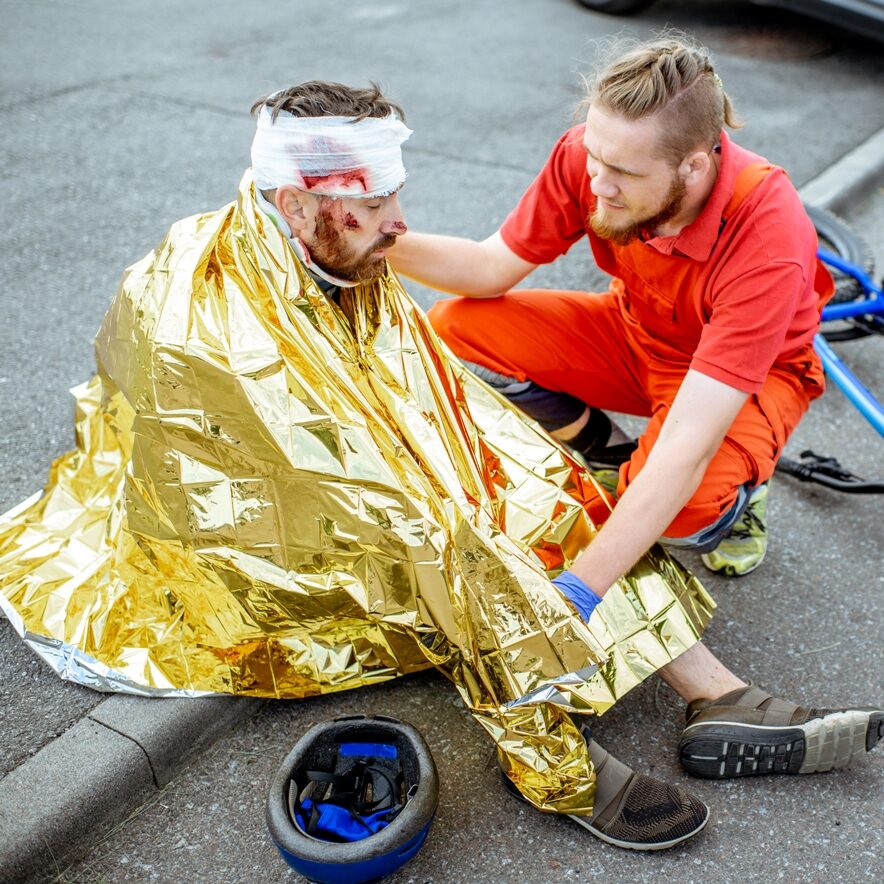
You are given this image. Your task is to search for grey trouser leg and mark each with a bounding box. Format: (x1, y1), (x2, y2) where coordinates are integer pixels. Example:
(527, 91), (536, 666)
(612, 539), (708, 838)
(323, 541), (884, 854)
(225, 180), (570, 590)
(464, 361), (586, 431)
(660, 484), (754, 553)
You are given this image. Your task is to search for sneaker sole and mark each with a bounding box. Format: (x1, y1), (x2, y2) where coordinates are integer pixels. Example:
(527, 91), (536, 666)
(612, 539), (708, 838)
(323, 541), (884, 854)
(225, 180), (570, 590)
(700, 549), (766, 578)
(679, 710), (884, 778)
(566, 804), (711, 851)
(501, 771), (709, 851)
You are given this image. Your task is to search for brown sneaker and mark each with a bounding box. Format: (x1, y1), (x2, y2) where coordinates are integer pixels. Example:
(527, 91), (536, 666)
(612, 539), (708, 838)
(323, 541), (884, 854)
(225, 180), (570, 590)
(504, 738), (710, 851)
(679, 686), (884, 779)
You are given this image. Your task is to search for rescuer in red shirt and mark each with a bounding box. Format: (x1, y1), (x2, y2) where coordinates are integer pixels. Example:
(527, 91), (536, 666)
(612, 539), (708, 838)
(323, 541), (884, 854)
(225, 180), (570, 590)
(392, 35), (827, 583)
(390, 33), (882, 814)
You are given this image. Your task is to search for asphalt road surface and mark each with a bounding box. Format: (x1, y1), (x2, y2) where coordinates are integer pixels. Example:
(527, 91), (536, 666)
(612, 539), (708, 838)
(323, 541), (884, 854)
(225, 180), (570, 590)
(1, 1), (882, 881)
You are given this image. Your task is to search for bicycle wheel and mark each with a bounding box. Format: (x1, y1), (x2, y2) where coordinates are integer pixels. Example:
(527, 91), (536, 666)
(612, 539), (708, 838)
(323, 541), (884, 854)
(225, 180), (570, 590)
(574, 0), (655, 13)
(805, 205), (878, 341)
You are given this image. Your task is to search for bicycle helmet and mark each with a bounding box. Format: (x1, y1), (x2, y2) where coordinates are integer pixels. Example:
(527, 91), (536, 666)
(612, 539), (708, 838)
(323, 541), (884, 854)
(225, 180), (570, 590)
(266, 715), (438, 883)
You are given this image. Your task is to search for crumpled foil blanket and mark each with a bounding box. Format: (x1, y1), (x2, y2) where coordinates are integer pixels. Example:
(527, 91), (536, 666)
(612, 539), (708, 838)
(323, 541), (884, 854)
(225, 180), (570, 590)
(0, 172), (714, 813)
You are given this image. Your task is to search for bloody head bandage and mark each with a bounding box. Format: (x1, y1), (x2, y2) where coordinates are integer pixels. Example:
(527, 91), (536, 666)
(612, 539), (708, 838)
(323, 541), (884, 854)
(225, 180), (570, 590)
(251, 106), (412, 198)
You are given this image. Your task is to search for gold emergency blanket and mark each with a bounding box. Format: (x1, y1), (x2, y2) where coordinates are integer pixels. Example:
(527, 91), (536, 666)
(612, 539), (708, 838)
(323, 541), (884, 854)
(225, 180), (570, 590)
(0, 172), (714, 814)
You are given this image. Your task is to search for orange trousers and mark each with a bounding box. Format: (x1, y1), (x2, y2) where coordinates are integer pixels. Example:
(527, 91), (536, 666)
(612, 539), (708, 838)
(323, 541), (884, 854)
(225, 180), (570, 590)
(429, 289), (824, 538)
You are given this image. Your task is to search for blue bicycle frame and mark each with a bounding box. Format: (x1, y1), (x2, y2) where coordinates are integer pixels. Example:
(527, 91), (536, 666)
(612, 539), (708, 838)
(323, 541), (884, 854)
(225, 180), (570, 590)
(815, 249), (884, 437)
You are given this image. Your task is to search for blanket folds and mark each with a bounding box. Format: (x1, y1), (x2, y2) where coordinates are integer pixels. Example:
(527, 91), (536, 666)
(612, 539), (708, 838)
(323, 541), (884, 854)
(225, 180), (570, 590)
(0, 172), (714, 813)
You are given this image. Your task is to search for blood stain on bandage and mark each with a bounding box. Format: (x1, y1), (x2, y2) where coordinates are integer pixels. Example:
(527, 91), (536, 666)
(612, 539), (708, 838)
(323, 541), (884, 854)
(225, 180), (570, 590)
(288, 137), (374, 194)
(302, 168), (370, 193)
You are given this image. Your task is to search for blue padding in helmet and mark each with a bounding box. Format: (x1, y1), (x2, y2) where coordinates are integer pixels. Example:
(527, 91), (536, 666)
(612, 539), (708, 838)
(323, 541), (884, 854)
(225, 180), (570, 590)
(295, 799), (394, 842)
(338, 742), (398, 759)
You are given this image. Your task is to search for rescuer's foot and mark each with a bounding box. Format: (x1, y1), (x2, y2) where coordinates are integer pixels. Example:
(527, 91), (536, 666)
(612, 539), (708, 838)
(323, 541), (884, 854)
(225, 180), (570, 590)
(679, 685), (884, 779)
(701, 482), (769, 576)
(582, 466), (621, 496)
(503, 738), (710, 851)
(566, 411), (636, 496)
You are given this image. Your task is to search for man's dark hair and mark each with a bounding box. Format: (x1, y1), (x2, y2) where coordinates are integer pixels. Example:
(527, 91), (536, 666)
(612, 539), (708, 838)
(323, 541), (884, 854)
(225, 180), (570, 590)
(250, 81), (406, 124)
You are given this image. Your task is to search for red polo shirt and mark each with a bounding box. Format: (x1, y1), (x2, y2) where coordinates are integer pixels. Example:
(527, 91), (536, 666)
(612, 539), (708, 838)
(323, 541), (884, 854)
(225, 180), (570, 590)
(499, 126), (824, 394)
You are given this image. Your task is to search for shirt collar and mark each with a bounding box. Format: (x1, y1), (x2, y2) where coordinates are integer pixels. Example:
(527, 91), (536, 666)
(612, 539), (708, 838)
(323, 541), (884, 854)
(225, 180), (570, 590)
(641, 130), (736, 261)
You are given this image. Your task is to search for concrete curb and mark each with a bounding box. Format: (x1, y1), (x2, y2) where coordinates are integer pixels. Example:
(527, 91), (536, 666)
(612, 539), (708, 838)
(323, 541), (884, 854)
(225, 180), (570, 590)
(799, 125), (884, 212)
(2, 124), (884, 884)
(0, 694), (263, 883)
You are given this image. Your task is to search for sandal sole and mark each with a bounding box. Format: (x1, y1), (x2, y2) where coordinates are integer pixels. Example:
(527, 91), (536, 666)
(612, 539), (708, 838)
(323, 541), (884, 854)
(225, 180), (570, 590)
(679, 710), (884, 778)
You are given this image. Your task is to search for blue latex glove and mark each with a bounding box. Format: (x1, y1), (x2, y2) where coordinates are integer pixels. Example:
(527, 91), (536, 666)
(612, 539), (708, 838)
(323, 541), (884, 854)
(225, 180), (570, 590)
(552, 571), (603, 622)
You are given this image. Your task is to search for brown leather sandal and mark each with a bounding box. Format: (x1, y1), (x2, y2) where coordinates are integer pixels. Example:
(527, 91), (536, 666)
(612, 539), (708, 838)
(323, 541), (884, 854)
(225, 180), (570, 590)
(679, 685), (884, 779)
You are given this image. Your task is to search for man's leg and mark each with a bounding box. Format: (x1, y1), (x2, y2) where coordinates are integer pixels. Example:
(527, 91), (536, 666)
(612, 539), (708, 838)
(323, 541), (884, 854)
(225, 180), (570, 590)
(657, 641), (747, 702)
(596, 373), (883, 779)
(610, 367), (780, 574)
(695, 361), (819, 575)
(665, 362), (817, 576)
(465, 371), (637, 491)
(430, 293), (723, 846)
(658, 641), (884, 779)
(432, 291), (773, 549)
(434, 295), (882, 782)
(428, 289), (650, 465)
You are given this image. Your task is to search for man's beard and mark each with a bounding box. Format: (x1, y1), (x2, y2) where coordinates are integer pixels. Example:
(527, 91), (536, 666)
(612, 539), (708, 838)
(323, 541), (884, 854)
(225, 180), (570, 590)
(311, 204), (396, 282)
(589, 174), (687, 246)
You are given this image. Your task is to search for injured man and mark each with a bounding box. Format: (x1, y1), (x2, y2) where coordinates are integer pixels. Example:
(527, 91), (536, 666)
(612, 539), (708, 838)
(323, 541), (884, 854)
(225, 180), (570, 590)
(1, 81), (880, 853)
